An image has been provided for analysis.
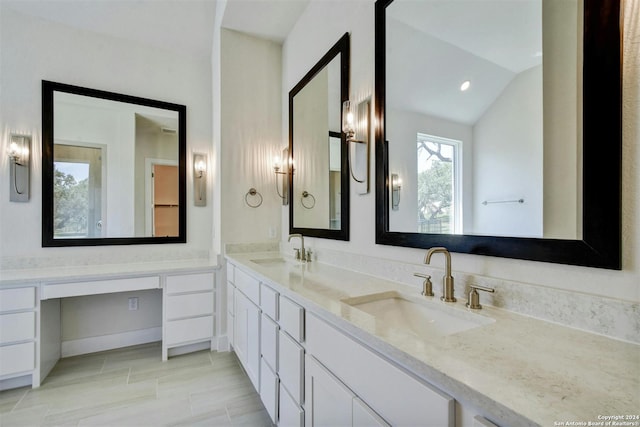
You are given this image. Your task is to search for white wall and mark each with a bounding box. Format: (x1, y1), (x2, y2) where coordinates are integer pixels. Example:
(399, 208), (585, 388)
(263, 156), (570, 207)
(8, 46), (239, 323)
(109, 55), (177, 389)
(220, 29), (282, 245)
(281, 0), (639, 304)
(0, 7), (213, 343)
(472, 65), (543, 237)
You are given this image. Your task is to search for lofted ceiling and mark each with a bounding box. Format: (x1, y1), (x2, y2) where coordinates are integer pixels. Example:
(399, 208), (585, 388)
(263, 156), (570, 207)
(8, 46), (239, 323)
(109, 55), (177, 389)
(2, 0), (309, 58)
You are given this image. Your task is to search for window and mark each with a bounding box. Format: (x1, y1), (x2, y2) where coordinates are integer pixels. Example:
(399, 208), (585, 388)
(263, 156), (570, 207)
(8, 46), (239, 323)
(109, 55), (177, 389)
(416, 133), (461, 234)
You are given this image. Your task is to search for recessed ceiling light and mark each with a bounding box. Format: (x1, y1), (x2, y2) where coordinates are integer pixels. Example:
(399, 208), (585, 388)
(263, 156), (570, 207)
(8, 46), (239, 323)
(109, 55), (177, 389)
(460, 80), (471, 91)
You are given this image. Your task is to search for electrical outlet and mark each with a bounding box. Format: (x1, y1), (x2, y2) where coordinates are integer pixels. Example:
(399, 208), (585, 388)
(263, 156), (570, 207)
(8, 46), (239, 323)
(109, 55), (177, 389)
(268, 226), (277, 239)
(128, 297), (139, 311)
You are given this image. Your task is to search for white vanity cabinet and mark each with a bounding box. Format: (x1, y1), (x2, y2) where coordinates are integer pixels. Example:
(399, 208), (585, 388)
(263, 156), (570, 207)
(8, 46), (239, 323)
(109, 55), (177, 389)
(306, 313), (454, 427)
(0, 286), (37, 379)
(306, 354), (389, 427)
(163, 272), (215, 360)
(231, 267), (261, 391)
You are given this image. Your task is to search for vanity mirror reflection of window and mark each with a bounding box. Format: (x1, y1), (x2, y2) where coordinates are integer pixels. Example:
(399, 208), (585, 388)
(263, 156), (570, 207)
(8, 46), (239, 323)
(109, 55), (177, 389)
(375, 0), (622, 269)
(42, 80), (187, 247)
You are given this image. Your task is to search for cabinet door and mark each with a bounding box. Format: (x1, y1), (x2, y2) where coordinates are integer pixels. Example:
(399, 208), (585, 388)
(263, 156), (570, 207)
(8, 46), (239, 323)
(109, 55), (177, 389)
(280, 382), (304, 427)
(234, 291), (261, 391)
(260, 358), (278, 424)
(353, 397), (390, 427)
(305, 355), (353, 427)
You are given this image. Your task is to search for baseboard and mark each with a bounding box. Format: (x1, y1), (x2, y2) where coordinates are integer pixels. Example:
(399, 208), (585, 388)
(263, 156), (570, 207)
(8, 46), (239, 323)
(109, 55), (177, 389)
(167, 341), (212, 358)
(216, 334), (229, 352)
(0, 374), (31, 391)
(61, 327), (162, 357)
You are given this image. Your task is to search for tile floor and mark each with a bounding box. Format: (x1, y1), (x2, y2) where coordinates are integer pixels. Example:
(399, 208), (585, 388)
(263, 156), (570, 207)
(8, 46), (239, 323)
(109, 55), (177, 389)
(0, 342), (273, 426)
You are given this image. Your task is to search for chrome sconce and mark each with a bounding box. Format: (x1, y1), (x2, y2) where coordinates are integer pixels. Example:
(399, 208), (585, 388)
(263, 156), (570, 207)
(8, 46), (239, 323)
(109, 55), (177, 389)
(391, 173), (401, 210)
(8, 134), (31, 202)
(343, 99), (370, 194)
(273, 147), (291, 205)
(193, 153), (207, 206)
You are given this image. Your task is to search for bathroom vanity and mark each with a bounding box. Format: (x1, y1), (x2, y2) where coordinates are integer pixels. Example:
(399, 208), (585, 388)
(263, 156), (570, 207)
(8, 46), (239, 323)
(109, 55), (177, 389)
(0, 259), (217, 390)
(226, 252), (638, 427)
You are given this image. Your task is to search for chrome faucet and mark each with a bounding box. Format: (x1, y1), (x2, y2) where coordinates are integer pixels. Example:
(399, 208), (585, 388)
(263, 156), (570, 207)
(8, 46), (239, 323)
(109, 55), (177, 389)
(424, 247), (456, 302)
(288, 234), (307, 262)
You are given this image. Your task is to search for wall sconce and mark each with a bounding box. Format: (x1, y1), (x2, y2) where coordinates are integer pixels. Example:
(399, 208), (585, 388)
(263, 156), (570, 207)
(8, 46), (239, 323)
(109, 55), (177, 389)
(193, 153), (207, 207)
(8, 134), (31, 202)
(273, 147), (290, 205)
(343, 99), (370, 194)
(391, 173), (401, 211)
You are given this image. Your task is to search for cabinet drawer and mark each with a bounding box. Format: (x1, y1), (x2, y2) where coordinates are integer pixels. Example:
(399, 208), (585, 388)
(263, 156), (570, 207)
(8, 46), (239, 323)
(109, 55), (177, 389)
(306, 313), (454, 426)
(42, 276), (159, 299)
(261, 313), (278, 371)
(227, 283), (235, 315)
(165, 316), (213, 346)
(226, 262), (234, 284)
(279, 383), (304, 427)
(0, 287), (35, 312)
(279, 329), (304, 405)
(260, 358), (278, 424)
(260, 283), (278, 320)
(166, 272), (214, 294)
(165, 293), (213, 320)
(0, 312), (35, 343)
(279, 296), (304, 342)
(0, 342), (34, 376)
(235, 268), (260, 305)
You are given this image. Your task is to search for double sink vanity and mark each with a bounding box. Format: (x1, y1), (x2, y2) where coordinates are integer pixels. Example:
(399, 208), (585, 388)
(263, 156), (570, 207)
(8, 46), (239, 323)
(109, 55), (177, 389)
(226, 249), (638, 427)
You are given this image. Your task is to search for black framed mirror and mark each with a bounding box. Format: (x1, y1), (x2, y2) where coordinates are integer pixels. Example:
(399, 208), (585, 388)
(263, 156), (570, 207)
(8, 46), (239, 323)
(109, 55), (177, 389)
(289, 33), (350, 241)
(375, 0), (621, 269)
(42, 80), (187, 247)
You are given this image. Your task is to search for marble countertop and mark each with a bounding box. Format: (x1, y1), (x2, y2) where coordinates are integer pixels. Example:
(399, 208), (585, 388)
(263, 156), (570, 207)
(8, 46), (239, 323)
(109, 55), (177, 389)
(0, 258), (218, 286)
(227, 252), (639, 427)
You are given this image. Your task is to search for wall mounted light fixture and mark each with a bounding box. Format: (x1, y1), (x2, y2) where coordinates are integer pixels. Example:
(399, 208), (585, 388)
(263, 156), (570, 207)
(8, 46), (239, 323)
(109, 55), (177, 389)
(273, 147), (290, 205)
(343, 99), (370, 194)
(391, 173), (402, 210)
(8, 134), (31, 202)
(193, 153), (207, 206)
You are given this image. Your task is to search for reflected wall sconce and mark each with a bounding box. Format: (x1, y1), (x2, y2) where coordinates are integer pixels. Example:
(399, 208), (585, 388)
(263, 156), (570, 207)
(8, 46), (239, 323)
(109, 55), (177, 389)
(8, 134), (31, 202)
(391, 173), (401, 210)
(273, 147), (290, 205)
(193, 153), (207, 207)
(343, 99), (370, 194)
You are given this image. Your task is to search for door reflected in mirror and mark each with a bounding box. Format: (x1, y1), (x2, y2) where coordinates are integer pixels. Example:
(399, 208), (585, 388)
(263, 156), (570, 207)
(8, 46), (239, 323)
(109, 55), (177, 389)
(42, 81), (186, 247)
(386, 0), (581, 239)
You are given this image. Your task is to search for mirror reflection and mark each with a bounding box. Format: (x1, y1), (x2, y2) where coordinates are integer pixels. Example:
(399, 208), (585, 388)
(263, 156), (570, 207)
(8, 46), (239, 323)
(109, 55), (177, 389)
(53, 92), (179, 238)
(42, 81), (186, 247)
(292, 56), (342, 230)
(386, 0), (581, 239)
(289, 33), (350, 241)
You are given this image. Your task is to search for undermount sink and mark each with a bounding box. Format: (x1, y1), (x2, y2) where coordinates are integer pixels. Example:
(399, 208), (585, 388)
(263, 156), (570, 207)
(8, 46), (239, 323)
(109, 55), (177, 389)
(342, 291), (494, 338)
(250, 257), (288, 266)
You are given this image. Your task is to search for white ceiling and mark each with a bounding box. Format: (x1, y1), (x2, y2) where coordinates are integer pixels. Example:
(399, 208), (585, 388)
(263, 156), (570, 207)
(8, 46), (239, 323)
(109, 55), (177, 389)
(2, 0), (309, 58)
(222, 0), (309, 43)
(387, 0), (542, 125)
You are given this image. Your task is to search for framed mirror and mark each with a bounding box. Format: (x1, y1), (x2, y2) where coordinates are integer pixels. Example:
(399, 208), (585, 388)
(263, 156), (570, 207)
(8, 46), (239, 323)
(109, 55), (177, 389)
(42, 80), (187, 247)
(289, 33), (350, 241)
(375, 0), (621, 269)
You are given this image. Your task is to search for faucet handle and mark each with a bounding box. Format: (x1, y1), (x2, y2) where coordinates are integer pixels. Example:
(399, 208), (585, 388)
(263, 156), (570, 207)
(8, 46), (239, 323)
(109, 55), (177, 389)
(293, 248), (301, 260)
(413, 273), (434, 297)
(305, 249), (312, 262)
(466, 285), (495, 310)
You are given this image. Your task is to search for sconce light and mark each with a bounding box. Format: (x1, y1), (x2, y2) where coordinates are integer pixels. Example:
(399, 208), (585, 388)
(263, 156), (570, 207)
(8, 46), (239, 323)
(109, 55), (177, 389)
(8, 134), (31, 202)
(391, 173), (401, 210)
(343, 99), (370, 194)
(273, 147), (290, 205)
(193, 153), (207, 207)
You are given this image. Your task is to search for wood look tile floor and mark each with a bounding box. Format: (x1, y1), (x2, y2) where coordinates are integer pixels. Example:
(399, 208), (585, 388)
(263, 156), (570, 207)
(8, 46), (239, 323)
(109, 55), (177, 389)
(0, 343), (274, 426)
